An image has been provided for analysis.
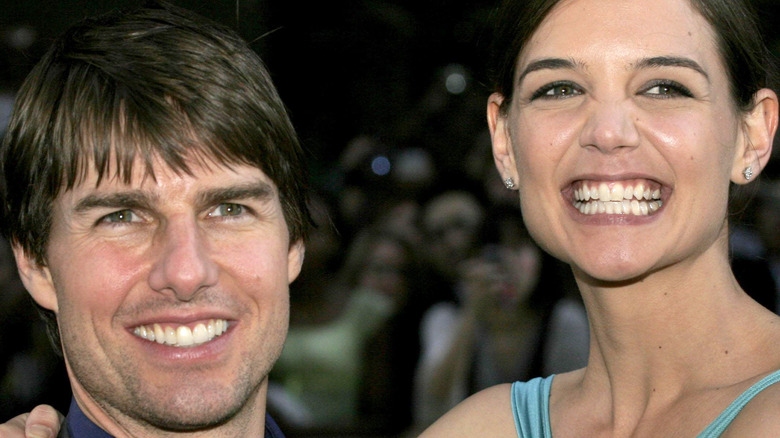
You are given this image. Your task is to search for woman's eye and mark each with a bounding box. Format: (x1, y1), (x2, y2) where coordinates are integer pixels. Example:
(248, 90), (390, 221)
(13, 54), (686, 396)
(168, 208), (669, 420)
(532, 82), (583, 100)
(209, 203), (245, 217)
(642, 81), (693, 98)
(100, 209), (140, 224)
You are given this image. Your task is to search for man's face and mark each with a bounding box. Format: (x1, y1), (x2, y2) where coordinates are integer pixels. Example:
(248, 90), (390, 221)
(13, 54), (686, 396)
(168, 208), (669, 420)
(18, 156), (303, 434)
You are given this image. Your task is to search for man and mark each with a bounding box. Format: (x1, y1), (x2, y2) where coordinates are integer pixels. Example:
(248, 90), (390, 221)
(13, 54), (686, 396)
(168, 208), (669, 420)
(0, 2), (310, 437)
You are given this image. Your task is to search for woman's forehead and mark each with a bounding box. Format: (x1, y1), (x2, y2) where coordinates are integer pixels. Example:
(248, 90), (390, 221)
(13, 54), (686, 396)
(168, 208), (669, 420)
(518, 0), (718, 70)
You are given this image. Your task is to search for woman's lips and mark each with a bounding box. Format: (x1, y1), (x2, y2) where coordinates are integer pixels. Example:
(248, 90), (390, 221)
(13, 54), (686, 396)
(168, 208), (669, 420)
(568, 179), (665, 216)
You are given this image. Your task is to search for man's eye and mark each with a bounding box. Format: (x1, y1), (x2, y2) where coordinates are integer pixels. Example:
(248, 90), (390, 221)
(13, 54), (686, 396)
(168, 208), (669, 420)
(642, 81), (693, 98)
(531, 81), (583, 100)
(100, 210), (139, 224)
(209, 203), (245, 217)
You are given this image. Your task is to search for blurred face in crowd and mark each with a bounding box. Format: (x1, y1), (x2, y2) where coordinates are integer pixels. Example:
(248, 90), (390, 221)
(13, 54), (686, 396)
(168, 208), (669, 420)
(16, 156), (304, 433)
(423, 194), (483, 278)
(489, 0), (776, 282)
(359, 238), (409, 304)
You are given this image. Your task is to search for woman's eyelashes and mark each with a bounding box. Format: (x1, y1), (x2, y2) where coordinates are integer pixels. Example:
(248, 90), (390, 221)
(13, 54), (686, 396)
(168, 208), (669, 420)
(529, 78), (694, 101)
(531, 81), (584, 100)
(640, 79), (694, 98)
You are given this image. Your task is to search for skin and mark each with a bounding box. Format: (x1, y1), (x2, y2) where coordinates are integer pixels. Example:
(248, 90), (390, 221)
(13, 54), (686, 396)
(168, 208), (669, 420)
(0, 405), (61, 438)
(12, 157), (304, 438)
(497, 0), (747, 283)
(422, 0), (780, 436)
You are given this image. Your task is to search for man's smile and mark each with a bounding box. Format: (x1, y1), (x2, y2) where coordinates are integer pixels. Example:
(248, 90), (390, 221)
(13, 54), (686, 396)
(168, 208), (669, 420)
(132, 319), (229, 347)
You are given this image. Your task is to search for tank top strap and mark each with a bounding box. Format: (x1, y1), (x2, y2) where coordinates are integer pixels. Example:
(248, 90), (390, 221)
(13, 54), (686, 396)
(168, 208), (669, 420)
(697, 369), (780, 437)
(511, 375), (555, 438)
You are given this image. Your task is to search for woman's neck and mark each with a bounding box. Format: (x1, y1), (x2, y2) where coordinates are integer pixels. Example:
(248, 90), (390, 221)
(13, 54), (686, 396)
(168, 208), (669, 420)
(572, 242), (780, 412)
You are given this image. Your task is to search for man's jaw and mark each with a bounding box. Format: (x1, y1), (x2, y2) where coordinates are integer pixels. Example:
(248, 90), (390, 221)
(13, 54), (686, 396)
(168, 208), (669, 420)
(132, 319), (229, 347)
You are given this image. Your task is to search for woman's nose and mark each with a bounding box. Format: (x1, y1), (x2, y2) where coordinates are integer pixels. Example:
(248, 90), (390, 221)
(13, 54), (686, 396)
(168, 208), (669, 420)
(579, 100), (641, 153)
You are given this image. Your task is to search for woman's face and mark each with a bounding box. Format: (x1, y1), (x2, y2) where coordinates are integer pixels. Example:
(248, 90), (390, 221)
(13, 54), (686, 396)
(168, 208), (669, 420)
(490, 0), (755, 282)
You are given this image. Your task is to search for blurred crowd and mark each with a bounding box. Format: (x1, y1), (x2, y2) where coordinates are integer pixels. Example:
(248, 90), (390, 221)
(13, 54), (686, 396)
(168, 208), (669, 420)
(1, 1), (779, 436)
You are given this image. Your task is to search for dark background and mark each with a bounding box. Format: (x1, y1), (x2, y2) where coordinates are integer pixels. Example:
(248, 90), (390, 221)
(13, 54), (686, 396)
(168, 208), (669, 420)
(1, 0), (499, 164)
(2, 0), (780, 433)
(3, 0), (780, 177)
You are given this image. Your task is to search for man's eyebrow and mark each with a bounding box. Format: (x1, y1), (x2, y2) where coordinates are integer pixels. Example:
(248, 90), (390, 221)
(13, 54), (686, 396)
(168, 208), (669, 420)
(517, 58), (579, 84)
(74, 191), (155, 213)
(196, 181), (276, 208)
(634, 56), (710, 82)
(72, 182), (275, 214)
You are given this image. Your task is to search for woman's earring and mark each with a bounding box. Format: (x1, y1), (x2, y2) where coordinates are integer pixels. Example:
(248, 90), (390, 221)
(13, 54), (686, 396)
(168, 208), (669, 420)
(743, 166), (754, 181)
(504, 177), (515, 189)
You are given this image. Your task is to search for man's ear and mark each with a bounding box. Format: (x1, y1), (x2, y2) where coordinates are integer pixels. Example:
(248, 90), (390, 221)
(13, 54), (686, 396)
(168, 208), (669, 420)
(287, 239), (305, 284)
(11, 245), (58, 312)
(733, 88), (778, 184)
(488, 93), (518, 186)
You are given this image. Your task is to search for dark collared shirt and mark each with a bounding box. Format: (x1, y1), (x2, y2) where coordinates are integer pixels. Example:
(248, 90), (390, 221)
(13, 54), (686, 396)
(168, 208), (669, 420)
(59, 398), (286, 437)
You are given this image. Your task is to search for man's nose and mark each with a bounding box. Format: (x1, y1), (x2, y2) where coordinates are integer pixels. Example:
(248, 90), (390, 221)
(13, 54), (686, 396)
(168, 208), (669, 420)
(578, 100), (641, 153)
(148, 217), (218, 301)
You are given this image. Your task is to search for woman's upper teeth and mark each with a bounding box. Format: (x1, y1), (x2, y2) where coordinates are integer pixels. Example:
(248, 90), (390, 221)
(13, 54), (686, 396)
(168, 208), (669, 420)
(574, 181), (661, 202)
(572, 180), (664, 216)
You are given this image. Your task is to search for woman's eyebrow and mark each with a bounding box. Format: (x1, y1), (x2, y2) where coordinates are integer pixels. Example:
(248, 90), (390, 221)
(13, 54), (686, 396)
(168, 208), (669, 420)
(517, 58), (580, 85)
(517, 56), (710, 85)
(633, 56), (710, 82)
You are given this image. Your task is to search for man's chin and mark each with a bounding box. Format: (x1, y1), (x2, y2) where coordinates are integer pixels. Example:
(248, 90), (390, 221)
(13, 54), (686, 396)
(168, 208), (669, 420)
(142, 412), (235, 433)
(100, 378), (262, 434)
(131, 391), (246, 432)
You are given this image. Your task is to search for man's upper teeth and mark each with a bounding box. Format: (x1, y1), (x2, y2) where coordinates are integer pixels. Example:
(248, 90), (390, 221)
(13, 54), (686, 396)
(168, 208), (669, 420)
(133, 319), (228, 347)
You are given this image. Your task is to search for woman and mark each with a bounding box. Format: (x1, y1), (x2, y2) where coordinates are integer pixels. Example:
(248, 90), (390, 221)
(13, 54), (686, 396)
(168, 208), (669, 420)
(422, 0), (780, 436)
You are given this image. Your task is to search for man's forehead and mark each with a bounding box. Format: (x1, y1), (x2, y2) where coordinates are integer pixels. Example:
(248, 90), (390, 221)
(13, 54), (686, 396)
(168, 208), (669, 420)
(60, 157), (275, 203)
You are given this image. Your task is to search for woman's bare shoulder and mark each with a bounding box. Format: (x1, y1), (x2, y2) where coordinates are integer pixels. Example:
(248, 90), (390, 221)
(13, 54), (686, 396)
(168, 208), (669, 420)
(720, 373), (780, 437)
(419, 383), (516, 437)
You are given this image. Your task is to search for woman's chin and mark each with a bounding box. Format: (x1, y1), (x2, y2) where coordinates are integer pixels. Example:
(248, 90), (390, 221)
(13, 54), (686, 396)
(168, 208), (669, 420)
(571, 259), (657, 286)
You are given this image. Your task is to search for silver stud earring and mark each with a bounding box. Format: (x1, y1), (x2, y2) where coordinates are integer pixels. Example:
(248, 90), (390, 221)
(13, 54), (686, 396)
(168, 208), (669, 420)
(504, 177), (515, 189)
(743, 166), (754, 181)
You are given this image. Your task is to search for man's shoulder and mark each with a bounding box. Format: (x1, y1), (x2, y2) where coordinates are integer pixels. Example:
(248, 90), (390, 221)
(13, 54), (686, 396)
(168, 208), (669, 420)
(264, 414), (285, 438)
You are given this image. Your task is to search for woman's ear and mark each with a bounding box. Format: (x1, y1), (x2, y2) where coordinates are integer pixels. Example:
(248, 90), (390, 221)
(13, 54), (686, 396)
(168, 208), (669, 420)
(733, 88), (778, 184)
(488, 93), (518, 185)
(12, 245), (59, 312)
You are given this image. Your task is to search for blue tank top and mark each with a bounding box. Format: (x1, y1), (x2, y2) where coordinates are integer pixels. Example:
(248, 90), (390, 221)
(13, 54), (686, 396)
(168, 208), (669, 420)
(511, 369), (780, 438)
(511, 376), (553, 438)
